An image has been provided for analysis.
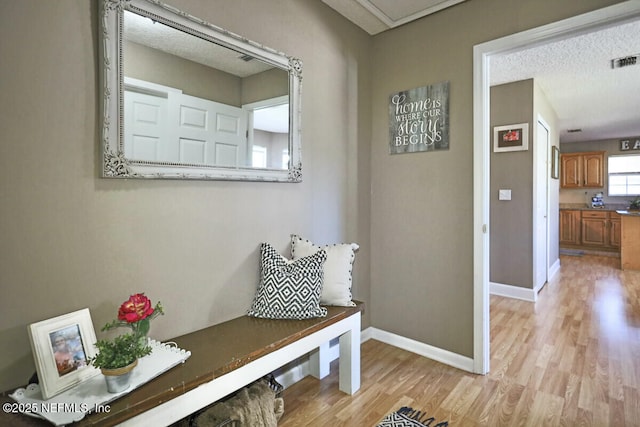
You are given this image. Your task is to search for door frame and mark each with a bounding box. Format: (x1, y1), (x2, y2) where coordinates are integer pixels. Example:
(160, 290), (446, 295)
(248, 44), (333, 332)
(472, 1), (640, 374)
(533, 116), (551, 296)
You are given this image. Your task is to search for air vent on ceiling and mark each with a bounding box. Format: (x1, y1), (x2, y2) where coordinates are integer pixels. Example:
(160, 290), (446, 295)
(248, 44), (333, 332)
(567, 129), (582, 133)
(239, 54), (254, 62)
(611, 54), (639, 69)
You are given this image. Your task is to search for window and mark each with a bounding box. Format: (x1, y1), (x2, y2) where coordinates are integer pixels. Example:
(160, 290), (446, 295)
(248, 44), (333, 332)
(608, 154), (640, 196)
(252, 146), (267, 168)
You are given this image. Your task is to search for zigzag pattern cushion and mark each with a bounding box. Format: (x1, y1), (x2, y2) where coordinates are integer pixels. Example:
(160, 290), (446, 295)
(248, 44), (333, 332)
(247, 243), (328, 319)
(291, 235), (359, 307)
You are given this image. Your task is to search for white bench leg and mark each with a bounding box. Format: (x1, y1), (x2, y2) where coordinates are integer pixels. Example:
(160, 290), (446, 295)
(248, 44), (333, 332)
(338, 314), (361, 394)
(309, 341), (330, 379)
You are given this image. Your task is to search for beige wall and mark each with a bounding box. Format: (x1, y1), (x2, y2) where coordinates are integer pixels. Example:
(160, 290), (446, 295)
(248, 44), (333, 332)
(369, 0), (622, 357)
(0, 0), (372, 392)
(0, 0), (624, 392)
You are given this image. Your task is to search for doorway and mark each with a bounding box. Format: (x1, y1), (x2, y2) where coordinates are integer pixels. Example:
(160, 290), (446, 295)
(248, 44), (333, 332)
(534, 117), (550, 294)
(472, 1), (640, 374)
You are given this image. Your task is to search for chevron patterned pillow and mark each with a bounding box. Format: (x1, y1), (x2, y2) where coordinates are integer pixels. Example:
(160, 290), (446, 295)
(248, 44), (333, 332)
(247, 243), (328, 319)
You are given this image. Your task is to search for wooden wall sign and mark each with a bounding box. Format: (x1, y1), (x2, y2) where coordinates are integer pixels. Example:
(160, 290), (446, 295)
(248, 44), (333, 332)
(389, 81), (449, 155)
(620, 137), (640, 151)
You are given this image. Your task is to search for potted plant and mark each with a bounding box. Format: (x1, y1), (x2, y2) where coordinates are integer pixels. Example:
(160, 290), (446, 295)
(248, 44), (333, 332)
(629, 196), (640, 210)
(89, 293), (164, 393)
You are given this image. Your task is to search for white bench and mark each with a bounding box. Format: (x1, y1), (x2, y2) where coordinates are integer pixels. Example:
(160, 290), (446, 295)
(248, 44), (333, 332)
(84, 303), (364, 426)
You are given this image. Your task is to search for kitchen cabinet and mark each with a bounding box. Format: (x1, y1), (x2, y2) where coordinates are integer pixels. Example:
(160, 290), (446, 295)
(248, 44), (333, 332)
(559, 209), (621, 252)
(620, 212), (640, 270)
(559, 210), (581, 245)
(560, 151), (604, 188)
(580, 210), (621, 249)
(610, 212), (621, 248)
(581, 211), (608, 246)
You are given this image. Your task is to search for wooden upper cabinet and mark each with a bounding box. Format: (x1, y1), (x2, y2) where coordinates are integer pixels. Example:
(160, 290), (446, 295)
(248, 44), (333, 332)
(560, 151), (604, 188)
(582, 152), (604, 187)
(560, 154), (581, 188)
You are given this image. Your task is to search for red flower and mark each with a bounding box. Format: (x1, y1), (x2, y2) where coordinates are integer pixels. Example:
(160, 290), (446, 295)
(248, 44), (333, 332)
(118, 293), (155, 323)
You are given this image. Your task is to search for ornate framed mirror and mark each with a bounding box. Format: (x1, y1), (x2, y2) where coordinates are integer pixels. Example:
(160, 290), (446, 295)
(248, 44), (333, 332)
(99, 0), (302, 182)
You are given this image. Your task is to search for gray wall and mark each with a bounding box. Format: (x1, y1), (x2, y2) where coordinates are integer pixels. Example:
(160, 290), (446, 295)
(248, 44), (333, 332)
(0, 0), (623, 392)
(490, 80), (534, 288)
(126, 42), (289, 108)
(368, 0), (620, 357)
(0, 0), (372, 392)
(489, 79), (560, 290)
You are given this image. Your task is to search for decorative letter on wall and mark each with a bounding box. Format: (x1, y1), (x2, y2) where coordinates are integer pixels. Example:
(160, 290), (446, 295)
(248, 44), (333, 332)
(389, 81), (450, 155)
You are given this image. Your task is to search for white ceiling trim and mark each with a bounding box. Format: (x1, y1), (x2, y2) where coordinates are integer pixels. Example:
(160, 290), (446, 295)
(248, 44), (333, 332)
(359, 0), (467, 29)
(322, 0), (467, 35)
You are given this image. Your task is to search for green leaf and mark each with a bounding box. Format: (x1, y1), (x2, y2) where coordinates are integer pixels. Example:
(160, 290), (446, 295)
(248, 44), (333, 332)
(137, 318), (150, 336)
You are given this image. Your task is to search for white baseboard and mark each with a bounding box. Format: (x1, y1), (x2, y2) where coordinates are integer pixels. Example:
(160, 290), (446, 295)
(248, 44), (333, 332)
(273, 259), (565, 390)
(490, 281), (537, 302)
(491, 259), (561, 303)
(274, 359), (308, 388)
(365, 327), (474, 372)
(549, 258), (560, 281)
(274, 339), (340, 388)
(275, 325), (474, 389)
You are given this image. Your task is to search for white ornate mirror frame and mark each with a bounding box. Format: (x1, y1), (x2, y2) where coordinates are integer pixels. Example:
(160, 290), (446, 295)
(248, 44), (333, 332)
(99, 0), (303, 182)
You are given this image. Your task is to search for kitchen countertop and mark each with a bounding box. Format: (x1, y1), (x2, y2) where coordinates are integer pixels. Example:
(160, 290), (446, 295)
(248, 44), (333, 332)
(617, 210), (640, 216)
(560, 203), (629, 211)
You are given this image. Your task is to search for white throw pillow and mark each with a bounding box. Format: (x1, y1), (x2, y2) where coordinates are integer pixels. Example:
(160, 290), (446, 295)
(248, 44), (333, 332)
(290, 235), (358, 307)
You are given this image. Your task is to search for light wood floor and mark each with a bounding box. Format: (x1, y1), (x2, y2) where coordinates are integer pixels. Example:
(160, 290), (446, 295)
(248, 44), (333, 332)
(279, 255), (640, 426)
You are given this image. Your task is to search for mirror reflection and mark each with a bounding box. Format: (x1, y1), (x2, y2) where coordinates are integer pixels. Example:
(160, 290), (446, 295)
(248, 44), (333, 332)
(123, 10), (290, 170)
(99, 0), (302, 181)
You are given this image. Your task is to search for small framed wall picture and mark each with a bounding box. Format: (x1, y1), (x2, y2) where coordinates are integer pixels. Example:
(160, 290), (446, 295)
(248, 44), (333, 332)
(28, 308), (99, 398)
(493, 123), (529, 152)
(551, 146), (560, 179)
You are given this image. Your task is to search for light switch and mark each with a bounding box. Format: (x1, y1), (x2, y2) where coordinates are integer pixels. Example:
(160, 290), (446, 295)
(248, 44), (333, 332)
(499, 189), (512, 201)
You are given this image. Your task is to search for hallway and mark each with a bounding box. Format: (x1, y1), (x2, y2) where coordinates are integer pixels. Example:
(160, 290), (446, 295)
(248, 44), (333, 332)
(279, 255), (640, 426)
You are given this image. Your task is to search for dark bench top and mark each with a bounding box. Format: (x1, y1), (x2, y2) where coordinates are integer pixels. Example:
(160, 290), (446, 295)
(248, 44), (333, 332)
(2, 303), (364, 426)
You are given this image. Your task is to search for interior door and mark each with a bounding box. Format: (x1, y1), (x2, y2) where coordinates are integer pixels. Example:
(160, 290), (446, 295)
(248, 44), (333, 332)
(124, 90), (169, 162)
(534, 119), (550, 291)
(176, 94), (247, 167)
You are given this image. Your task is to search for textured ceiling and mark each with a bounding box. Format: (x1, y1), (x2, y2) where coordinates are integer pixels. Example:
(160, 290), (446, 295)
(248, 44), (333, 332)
(491, 19), (640, 143)
(325, 1), (640, 144)
(124, 11), (274, 78)
(123, 11), (289, 132)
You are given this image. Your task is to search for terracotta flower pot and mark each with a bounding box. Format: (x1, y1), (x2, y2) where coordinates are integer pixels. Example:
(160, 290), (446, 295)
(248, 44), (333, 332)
(101, 359), (138, 393)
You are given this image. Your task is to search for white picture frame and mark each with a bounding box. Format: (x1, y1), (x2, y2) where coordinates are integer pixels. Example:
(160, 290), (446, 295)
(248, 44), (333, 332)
(28, 308), (99, 399)
(493, 123), (529, 152)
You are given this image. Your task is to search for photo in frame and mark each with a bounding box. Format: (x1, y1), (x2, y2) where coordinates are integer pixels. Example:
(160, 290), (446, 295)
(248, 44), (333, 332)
(28, 308), (99, 399)
(493, 123), (529, 152)
(551, 146), (560, 179)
